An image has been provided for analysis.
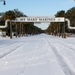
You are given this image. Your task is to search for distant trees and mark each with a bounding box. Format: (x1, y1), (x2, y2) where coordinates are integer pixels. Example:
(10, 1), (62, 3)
(3, 10), (16, 38)
(55, 10), (65, 36)
(66, 7), (75, 26)
(3, 11), (16, 20)
(66, 7), (75, 33)
(0, 9), (43, 38)
(46, 7), (75, 35)
(13, 9), (27, 17)
(46, 10), (65, 36)
(24, 23), (43, 35)
(0, 12), (5, 17)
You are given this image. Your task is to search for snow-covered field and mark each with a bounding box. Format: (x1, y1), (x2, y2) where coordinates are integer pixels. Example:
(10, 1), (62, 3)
(0, 34), (75, 75)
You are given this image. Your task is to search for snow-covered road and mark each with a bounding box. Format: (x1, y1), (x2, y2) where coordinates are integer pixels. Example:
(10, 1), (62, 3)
(0, 34), (75, 75)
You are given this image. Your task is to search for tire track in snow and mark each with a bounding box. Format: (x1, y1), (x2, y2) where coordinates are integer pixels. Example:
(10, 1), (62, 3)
(45, 38), (75, 75)
(56, 40), (75, 53)
(0, 41), (19, 49)
(0, 42), (29, 59)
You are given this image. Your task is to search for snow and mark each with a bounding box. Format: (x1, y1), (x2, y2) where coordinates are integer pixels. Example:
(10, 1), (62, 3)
(0, 34), (75, 75)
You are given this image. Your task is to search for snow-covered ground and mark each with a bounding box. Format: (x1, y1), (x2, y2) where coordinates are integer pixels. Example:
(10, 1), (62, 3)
(0, 34), (75, 75)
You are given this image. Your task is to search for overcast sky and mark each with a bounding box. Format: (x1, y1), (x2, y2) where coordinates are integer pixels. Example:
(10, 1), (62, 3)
(0, 0), (75, 30)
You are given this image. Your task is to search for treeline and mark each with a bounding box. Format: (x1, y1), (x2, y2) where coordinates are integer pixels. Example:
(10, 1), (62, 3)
(46, 7), (75, 35)
(0, 9), (43, 38)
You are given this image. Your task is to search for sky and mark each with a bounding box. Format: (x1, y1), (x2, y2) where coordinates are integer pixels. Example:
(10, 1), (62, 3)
(0, 0), (75, 30)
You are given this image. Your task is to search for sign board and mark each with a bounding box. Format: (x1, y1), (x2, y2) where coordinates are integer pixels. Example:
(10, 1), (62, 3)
(0, 16), (73, 29)
(12, 16), (65, 23)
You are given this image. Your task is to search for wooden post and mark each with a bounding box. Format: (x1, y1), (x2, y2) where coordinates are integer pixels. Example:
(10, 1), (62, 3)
(22, 24), (23, 36)
(10, 21), (12, 39)
(16, 23), (17, 37)
(20, 23), (22, 37)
